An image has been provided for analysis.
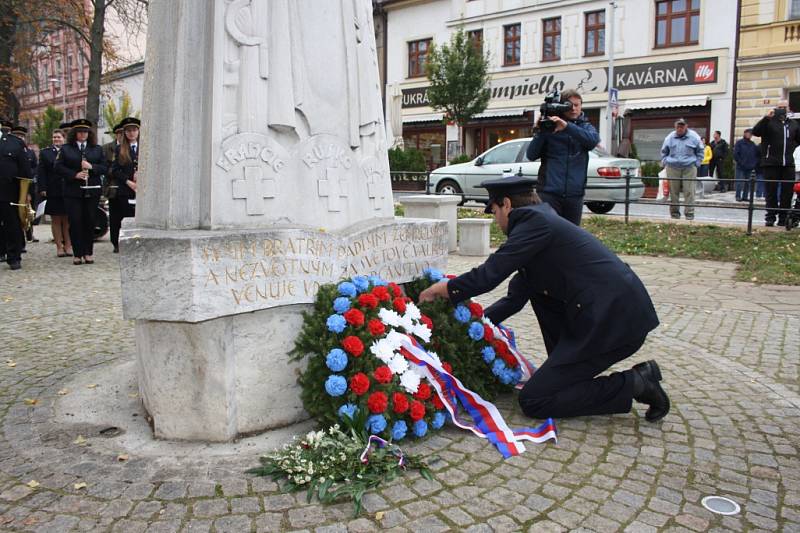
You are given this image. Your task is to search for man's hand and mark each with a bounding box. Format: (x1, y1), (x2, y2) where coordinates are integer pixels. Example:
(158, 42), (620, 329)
(81, 159), (92, 170)
(767, 109), (775, 118)
(418, 280), (449, 303)
(551, 116), (568, 132)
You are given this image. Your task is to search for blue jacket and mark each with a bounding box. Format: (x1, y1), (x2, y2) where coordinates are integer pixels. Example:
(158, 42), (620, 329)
(733, 138), (760, 171)
(525, 116), (600, 198)
(661, 129), (703, 168)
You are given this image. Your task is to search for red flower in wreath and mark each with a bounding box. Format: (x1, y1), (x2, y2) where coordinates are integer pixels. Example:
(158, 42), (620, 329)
(409, 400), (426, 421)
(483, 324), (494, 342)
(392, 392), (409, 413)
(372, 286), (390, 302)
(367, 319), (386, 337)
(492, 339), (510, 358)
(445, 274), (457, 279)
(367, 391), (388, 413)
(393, 297), (407, 314)
(350, 372), (370, 395)
(388, 282), (402, 298)
(373, 365), (392, 384)
(413, 382), (432, 401)
(468, 302), (483, 318)
(442, 362), (453, 374)
(432, 393), (445, 410)
(342, 335), (365, 357)
(343, 308), (365, 327)
(501, 351), (519, 368)
(420, 315), (434, 332)
(357, 293), (379, 309)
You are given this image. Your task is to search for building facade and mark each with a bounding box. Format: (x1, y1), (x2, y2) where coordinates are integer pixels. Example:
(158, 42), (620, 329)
(735, 0), (800, 138)
(383, 0), (737, 168)
(98, 61), (144, 144)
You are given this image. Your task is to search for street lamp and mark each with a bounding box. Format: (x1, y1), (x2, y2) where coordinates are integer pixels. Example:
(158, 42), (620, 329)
(48, 76), (67, 117)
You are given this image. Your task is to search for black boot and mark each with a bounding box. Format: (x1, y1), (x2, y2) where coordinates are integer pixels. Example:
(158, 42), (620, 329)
(631, 360), (670, 422)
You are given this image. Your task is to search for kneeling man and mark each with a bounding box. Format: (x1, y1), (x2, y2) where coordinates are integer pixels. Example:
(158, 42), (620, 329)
(419, 177), (670, 422)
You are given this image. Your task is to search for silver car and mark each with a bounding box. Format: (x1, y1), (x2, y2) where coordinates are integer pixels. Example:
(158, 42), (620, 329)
(428, 137), (643, 214)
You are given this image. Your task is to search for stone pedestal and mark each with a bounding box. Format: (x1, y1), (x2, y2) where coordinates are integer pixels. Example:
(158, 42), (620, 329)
(399, 194), (461, 252)
(458, 218), (492, 256)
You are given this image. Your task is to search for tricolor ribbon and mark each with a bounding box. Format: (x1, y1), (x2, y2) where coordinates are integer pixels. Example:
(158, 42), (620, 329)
(399, 335), (556, 459)
(495, 323), (538, 389)
(359, 435), (406, 467)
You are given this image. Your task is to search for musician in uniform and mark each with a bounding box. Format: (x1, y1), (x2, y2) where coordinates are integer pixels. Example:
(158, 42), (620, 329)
(102, 122), (123, 165)
(11, 126), (39, 245)
(38, 128), (72, 257)
(54, 119), (107, 265)
(419, 177), (670, 423)
(0, 121), (32, 270)
(109, 117), (140, 253)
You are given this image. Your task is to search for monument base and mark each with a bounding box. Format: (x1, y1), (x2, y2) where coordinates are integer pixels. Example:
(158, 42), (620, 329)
(121, 218), (448, 441)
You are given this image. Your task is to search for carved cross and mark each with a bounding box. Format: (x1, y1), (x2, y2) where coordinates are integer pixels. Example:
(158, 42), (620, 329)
(232, 166), (276, 215)
(366, 172), (385, 210)
(318, 166), (348, 212)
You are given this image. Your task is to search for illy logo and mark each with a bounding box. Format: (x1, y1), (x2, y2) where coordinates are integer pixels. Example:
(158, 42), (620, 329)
(694, 61), (715, 82)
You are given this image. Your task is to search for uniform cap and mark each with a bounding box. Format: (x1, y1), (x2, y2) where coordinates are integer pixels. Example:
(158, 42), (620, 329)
(11, 125), (27, 135)
(478, 176), (537, 214)
(59, 122), (72, 130)
(71, 118), (93, 130)
(0, 119), (12, 130)
(118, 116), (141, 130)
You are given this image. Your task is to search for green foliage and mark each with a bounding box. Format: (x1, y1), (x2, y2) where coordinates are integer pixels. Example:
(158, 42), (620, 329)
(425, 28), (491, 126)
(722, 152), (734, 182)
(102, 92), (139, 133)
(388, 147), (427, 172)
(449, 154), (472, 165)
(629, 143), (639, 160)
(32, 106), (63, 147)
(640, 161), (662, 178)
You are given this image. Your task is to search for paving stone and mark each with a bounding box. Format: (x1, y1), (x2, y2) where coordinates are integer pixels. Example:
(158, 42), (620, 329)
(213, 515), (253, 532)
(183, 520), (212, 533)
(254, 512), (284, 532)
(288, 505), (327, 528)
(230, 496), (260, 514)
(347, 517), (378, 532)
(192, 498), (228, 518)
(405, 514), (449, 532)
(146, 519), (181, 533)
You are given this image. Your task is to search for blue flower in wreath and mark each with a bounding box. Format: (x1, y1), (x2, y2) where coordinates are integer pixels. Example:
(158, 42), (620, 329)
(391, 420), (407, 441)
(325, 375), (347, 397)
(351, 276), (370, 293)
(431, 411), (446, 430)
(326, 348), (348, 372)
(468, 322), (485, 341)
(413, 419), (428, 438)
(498, 369), (514, 385)
(337, 282), (357, 298)
(482, 346), (496, 363)
(333, 297), (351, 314)
(513, 368), (523, 382)
(338, 403), (358, 420)
(453, 305), (471, 323)
(326, 314), (347, 333)
(492, 358), (506, 377)
(423, 267), (443, 282)
(369, 275), (388, 287)
(366, 414), (387, 434)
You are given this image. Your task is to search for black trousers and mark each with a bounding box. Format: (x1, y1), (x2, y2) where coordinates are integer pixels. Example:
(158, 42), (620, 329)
(0, 202), (23, 262)
(518, 335), (647, 419)
(710, 158), (729, 190)
(109, 197), (135, 249)
(538, 192), (584, 226)
(763, 166), (795, 223)
(64, 196), (98, 257)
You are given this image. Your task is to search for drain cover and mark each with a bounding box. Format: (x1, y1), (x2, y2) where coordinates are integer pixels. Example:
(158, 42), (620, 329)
(702, 496), (741, 515)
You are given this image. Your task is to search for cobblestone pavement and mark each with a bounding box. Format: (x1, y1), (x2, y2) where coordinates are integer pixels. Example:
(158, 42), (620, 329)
(1, 234), (799, 532)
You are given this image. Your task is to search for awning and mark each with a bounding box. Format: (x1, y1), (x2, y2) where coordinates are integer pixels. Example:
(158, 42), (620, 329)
(622, 95), (709, 112)
(403, 113), (443, 123)
(472, 107), (530, 119)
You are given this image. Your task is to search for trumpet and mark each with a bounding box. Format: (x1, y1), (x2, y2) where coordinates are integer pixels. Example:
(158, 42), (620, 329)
(10, 177), (35, 230)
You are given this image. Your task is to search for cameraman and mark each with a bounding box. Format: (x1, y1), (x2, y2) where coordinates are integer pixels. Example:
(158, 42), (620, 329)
(525, 89), (600, 226)
(752, 99), (800, 226)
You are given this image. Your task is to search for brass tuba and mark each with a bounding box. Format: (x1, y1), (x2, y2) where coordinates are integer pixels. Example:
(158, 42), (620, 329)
(13, 177), (35, 230)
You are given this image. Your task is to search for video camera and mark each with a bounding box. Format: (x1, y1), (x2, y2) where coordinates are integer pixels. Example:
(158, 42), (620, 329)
(538, 89), (573, 132)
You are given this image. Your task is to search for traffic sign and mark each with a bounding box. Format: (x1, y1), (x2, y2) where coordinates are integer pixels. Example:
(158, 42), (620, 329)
(609, 88), (619, 107)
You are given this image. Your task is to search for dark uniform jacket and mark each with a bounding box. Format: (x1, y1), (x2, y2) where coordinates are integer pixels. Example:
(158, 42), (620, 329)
(54, 142), (108, 198)
(110, 145), (137, 199)
(0, 134), (32, 202)
(447, 203), (659, 364)
(752, 115), (800, 167)
(38, 146), (61, 198)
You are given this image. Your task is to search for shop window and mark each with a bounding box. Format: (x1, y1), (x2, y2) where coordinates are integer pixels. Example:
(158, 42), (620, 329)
(504, 24), (521, 66)
(791, 0), (800, 19)
(485, 126), (532, 150)
(403, 129), (446, 170)
(655, 0), (700, 48)
(468, 29), (483, 54)
(542, 17), (561, 61)
(585, 10), (605, 56)
(408, 39), (431, 78)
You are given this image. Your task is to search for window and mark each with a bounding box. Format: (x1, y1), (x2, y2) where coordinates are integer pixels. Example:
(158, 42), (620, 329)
(482, 141), (525, 165)
(790, 0), (800, 18)
(408, 38), (431, 78)
(467, 29), (483, 54)
(655, 0), (700, 48)
(585, 10), (605, 56)
(542, 17), (561, 61)
(503, 24), (521, 66)
(789, 90), (800, 114)
(67, 56), (73, 84)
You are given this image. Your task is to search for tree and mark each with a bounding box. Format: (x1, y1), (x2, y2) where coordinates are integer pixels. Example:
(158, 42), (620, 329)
(32, 105), (64, 147)
(424, 29), (491, 135)
(102, 91), (138, 131)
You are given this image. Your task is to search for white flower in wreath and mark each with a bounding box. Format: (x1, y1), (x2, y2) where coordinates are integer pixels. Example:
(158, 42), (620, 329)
(410, 322), (431, 343)
(388, 353), (409, 375)
(399, 368), (421, 393)
(370, 338), (394, 364)
(405, 302), (422, 320)
(378, 308), (402, 327)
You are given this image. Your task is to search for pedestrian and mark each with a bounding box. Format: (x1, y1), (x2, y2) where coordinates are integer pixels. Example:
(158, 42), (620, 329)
(54, 119), (108, 265)
(755, 145), (765, 199)
(11, 125), (38, 245)
(710, 130), (730, 192)
(699, 137), (711, 178)
(733, 129), (760, 202)
(661, 118), (704, 220)
(525, 88), (600, 226)
(0, 120), (33, 270)
(38, 128), (73, 257)
(102, 123), (123, 165)
(109, 117), (140, 253)
(419, 176), (669, 423)
(751, 99), (800, 226)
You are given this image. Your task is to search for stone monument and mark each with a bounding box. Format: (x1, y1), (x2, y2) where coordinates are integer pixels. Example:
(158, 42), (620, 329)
(120, 0), (448, 441)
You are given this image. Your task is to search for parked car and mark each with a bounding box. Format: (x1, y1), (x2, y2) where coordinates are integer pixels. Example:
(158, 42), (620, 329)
(428, 137), (643, 214)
